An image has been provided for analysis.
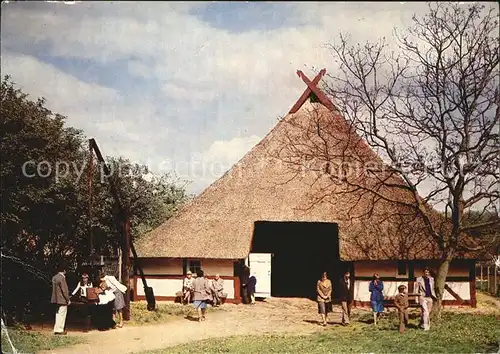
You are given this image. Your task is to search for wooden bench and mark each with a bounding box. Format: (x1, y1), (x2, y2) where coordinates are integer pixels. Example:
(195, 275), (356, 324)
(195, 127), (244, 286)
(216, 293), (228, 305)
(175, 291), (185, 304)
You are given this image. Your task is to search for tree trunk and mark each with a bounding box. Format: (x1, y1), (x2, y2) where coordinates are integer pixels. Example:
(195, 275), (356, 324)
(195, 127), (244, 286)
(432, 255), (453, 319)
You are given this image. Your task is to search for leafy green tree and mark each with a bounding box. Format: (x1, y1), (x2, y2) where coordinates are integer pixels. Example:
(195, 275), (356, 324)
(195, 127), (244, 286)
(0, 76), (187, 323)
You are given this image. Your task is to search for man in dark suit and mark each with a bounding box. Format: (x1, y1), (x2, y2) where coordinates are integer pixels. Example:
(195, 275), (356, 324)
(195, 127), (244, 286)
(51, 264), (70, 335)
(240, 266), (250, 304)
(338, 271), (353, 325)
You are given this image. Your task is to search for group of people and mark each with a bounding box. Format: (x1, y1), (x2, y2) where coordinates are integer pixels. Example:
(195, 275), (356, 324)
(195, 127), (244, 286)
(51, 264), (128, 334)
(316, 271), (354, 327)
(317, 268), (437, 333)
(182, 269), (226, 321)
(52, 263), (438, 332)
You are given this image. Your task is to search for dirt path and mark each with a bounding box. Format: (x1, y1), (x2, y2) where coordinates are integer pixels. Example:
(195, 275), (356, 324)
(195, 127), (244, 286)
(37, 294), (500, 354)
(38, 298), (346, 354)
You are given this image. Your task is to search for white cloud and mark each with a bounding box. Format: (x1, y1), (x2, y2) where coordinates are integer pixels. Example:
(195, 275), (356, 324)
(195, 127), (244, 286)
(203, 135), (262, 167)
(1, 2), (446, 194)
(1, 51), (165, 166)
(162, 82), (218, 103)
(1, 52), (118, 109)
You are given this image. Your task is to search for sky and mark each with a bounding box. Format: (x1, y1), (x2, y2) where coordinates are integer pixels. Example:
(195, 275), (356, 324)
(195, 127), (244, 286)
(1, 1), (440, 195)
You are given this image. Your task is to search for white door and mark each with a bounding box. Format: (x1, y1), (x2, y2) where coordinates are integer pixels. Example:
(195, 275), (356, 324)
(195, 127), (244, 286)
(248, 253), (272, 298)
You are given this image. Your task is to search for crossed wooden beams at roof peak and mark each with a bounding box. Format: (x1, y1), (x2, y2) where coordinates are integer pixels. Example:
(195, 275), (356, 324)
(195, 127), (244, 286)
(289, 68), (335, 114)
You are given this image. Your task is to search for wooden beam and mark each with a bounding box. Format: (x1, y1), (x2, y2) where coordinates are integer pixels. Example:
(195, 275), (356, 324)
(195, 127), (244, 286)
(288, 69), (326, 114)
(470, 261), (477, 307)
(122, 213), (131, 320)
(88, 141), (93, 256)
(89, 138), (156, 312)
(444, 283), (464, 303)
(296, 70), (336, 112)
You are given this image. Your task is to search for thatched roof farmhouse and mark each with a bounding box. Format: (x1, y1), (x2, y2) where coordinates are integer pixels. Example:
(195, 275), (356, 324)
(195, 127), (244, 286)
(133, 70), (479, 306)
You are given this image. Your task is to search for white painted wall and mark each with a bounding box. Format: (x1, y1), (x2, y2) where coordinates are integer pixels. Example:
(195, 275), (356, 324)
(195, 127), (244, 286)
(354, 280), (471, 301)
(354, 280), (409, 301)
(136, 278), (183, 297)
(442, 282), (471, 300)
(136, 277), (235, 299)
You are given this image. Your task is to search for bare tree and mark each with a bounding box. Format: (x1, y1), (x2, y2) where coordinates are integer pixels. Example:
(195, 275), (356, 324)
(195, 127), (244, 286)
(278, 3), (499, 316)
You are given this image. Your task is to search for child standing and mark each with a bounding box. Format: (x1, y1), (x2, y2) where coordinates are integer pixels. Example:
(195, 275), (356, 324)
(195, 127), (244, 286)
(394, 284), (409, 333)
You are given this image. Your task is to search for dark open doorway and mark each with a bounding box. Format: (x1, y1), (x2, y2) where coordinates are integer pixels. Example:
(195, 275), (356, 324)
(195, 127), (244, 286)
(251, 221), (348, 300)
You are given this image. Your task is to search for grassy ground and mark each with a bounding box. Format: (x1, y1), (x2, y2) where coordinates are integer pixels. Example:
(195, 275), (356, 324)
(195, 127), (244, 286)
(128, 301), (224, 325)
(476, 291), (500, 311)
(1, 328), (83, 354)
(0, 302), (221, 353)
(143, 312), (500, 354)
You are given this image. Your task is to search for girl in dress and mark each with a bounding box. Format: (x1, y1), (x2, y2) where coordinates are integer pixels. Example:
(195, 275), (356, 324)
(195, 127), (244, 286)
(369, 273), (384, 325)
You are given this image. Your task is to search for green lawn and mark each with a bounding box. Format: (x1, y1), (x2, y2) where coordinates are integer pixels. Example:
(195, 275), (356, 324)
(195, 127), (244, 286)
(143, 312), (500, 354)
(1, 328), (83, 354)
(0, 302), (220, 353)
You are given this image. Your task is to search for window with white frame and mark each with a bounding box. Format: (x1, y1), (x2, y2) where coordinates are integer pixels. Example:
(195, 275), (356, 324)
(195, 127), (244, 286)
(187, 259), (201, 275)
(397, 261), (408, 277)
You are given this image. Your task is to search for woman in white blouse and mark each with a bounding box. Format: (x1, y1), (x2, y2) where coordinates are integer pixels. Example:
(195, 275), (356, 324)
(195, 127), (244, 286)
(100, 273), (127, 328)
(93, 280), (116, 330)
(71, 273), (93, 298)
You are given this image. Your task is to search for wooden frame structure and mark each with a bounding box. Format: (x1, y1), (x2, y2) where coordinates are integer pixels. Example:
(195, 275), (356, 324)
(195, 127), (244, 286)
(133, 69), (479, 307)
(289, 69), (335, 113)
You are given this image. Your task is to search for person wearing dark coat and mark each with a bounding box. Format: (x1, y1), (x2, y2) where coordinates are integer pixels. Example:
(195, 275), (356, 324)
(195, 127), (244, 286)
(337, 271), (354, 325)
(248, 274), (257, 305)
(240, 266), (250, 304)
(51, 264), (70, 335)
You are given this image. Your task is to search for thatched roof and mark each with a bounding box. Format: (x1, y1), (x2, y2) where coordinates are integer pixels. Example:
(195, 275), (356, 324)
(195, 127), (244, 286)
(135, 72), (479, 261)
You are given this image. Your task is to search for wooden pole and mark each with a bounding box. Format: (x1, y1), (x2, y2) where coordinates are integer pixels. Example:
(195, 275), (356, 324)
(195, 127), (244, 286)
(89, 141), (93, 257)
(495, 263), (498, 296)
(122, 212), (131, 321)
(487, 266), (490, 294)
(118, 248), (122, 283)
(89, 138), (155, 312)
(480, 265), (483, 291)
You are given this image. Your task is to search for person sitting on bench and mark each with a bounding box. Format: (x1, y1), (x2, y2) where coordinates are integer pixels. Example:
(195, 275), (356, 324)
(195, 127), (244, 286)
(211, 274), (225, 306)
(183, 271), (194, 305)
